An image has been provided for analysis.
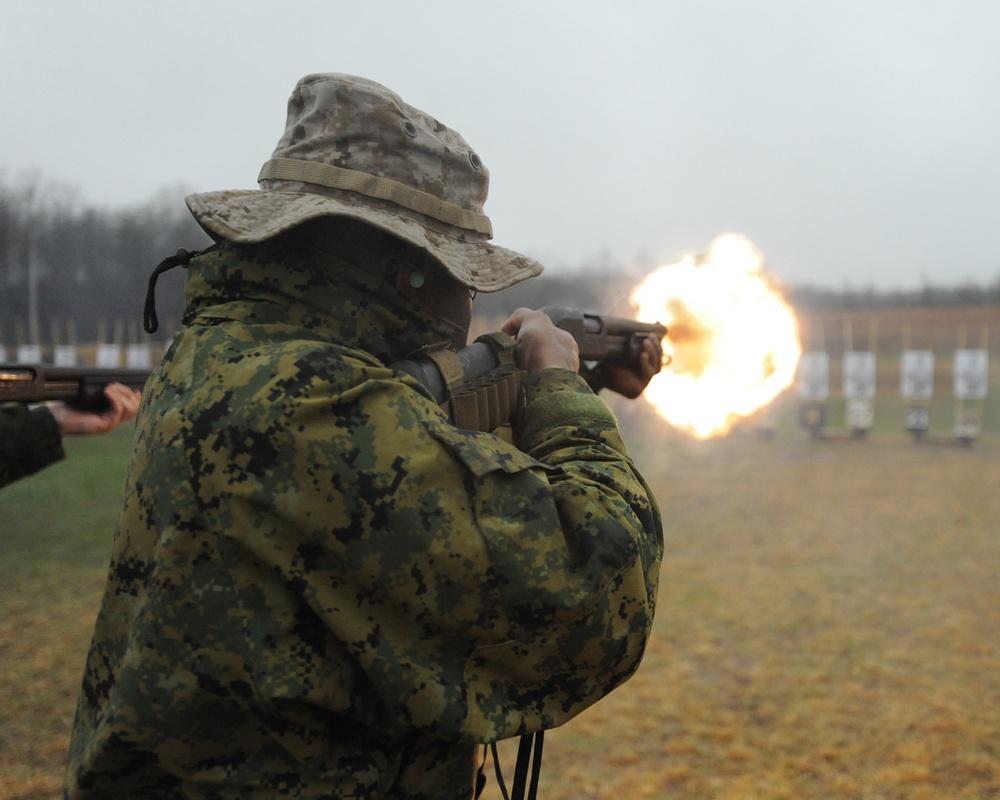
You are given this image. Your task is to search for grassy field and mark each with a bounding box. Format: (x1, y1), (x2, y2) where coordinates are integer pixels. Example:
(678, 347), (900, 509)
(511, 411), (1000, 799)
(0, 425), (135, 800)
(3, 403), (1000, 799)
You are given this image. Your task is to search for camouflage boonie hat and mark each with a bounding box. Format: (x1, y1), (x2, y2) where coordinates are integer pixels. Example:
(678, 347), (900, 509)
(186, 73), (543, 292)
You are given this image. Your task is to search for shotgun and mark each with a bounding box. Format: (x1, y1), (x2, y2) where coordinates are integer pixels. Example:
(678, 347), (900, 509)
(393, 306), (667, 405)
(1, 309), (664, 425)
(0, 364), (151, 412)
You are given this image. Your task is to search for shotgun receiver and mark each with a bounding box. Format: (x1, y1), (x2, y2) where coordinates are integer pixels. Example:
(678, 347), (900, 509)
(392, 306), (667, 407)
(0, 364), (151, 412)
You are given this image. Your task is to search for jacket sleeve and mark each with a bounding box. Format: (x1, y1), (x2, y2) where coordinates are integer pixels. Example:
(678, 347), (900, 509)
(110, 355), (662, 750)
(457, 368), (663, 740)
(263, 366), (663, 744)
(0, 404), (65, 488)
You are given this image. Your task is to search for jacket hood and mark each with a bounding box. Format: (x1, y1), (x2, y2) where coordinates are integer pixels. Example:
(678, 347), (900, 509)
(181, 240), (469, 366)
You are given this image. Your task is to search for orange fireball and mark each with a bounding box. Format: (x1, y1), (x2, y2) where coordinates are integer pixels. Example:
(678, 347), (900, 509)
(630, 233), (801, 438)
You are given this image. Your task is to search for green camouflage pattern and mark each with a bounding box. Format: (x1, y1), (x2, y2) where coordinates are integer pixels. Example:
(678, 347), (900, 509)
(0, 403), (65, 488)
(65, 239), (663, 799)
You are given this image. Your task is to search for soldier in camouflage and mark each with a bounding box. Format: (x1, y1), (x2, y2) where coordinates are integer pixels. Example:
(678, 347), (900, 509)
(64, 73), (664, 800)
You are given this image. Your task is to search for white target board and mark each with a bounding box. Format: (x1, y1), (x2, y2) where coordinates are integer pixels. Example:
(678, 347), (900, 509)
(126, 343), (152, 369)
(53, 345), (78, 366)
(843, 352), (876, 399)
(797, 351), (829, 400)
(17, 344), (42, 363)
(900, 350), (934, 400)
(846, 398), (874, 429)
(953, 349), (988, 399)
(96, 344), (122, 367)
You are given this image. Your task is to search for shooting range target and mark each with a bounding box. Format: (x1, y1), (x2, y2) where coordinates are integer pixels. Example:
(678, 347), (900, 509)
(797, 351), (829, 400)
(905, 406), (931, 437)
(900, 350), (934, 400)
(96, 343), (122, 368)
(846, 398), (874, 431)
(17, 344), (42, 364)
(953, 349), (988, 400)
(843, 352), (876, 399)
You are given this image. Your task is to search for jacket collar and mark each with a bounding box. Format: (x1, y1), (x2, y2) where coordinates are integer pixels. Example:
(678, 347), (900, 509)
(182, 240), (468, 365)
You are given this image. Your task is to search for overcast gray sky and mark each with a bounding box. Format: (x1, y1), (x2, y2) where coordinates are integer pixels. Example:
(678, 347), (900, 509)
(2, 0), (998, 290)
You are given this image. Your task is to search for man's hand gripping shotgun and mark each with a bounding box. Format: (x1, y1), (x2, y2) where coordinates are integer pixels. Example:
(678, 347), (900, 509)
(392, 307), (667, 432)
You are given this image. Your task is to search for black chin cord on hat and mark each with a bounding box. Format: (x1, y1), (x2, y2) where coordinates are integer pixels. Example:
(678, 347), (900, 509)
(143, 248), (201, 334)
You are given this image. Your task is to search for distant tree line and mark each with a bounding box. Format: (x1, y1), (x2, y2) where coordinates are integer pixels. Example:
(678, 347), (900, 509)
(787, 281), (1000, 311)
(0, 172), (210, 346)
(2, 171), (998, 347)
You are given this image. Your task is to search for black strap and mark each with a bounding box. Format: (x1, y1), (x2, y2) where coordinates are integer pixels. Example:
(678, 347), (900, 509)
(475, 767), (487, 799)
(527, 733), (544, 800)
(490, 732), (544, 800)
(142, 247), (201, 334)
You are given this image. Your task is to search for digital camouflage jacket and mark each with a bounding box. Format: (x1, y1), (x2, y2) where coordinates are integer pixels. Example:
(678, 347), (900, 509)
(64, 240), (663, 800)
(0, 403), (64, 489)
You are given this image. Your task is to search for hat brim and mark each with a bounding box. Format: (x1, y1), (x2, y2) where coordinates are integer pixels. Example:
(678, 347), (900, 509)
(185, 189), (543, 293)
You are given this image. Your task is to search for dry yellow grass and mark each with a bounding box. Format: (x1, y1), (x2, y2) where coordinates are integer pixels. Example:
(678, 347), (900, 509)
(3, 414), (1000, 799)
(0, 579), (104, 800)
(492, 421), (1000, 799)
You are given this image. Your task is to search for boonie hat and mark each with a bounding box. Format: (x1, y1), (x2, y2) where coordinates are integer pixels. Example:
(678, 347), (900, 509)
(185, 73), (543, 293)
